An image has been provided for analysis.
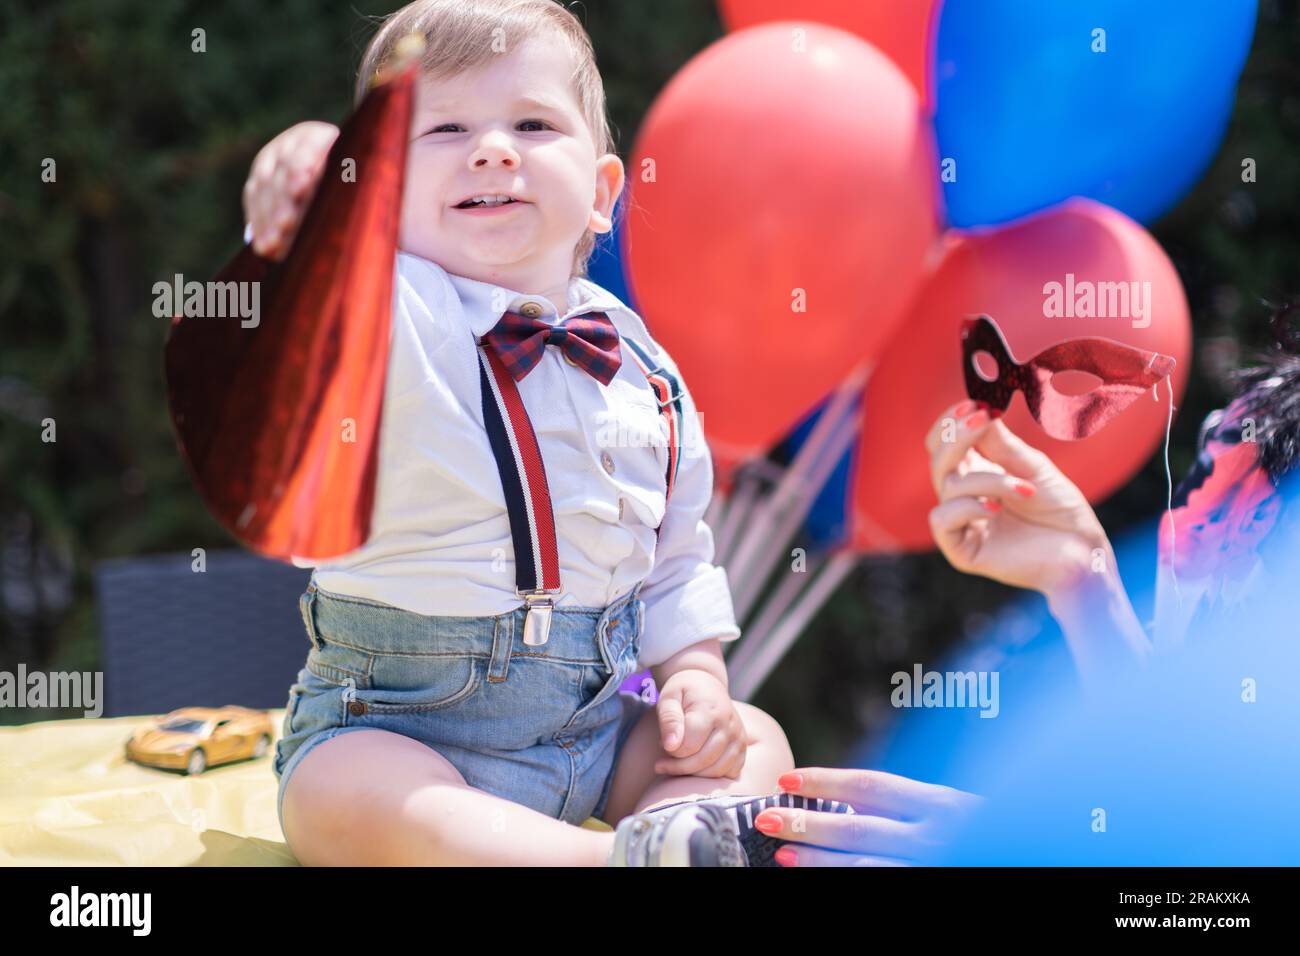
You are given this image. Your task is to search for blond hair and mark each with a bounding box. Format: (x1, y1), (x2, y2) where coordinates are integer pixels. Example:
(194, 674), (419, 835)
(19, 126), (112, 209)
(357, 0), (617, 276)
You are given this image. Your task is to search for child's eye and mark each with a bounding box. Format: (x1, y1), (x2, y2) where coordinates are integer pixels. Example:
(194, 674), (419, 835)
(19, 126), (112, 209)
(421, 121), (551, 136)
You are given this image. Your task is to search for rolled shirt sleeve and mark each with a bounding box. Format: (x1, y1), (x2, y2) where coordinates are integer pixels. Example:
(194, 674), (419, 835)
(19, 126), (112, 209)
(636, 348), (741, 669)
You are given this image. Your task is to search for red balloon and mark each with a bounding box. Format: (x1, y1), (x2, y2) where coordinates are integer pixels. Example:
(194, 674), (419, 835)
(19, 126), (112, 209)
(625, 23), (941, 475)
(851, 198), (1192, 554)
(718, 0), (942, 109)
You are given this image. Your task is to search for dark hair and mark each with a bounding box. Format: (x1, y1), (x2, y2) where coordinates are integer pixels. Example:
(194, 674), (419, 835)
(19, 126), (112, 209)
(1227, 298), (1300, 485)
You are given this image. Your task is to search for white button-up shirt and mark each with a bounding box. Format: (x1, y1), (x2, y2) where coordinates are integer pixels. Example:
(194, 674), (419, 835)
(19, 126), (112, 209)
(291, 251), (741, 668)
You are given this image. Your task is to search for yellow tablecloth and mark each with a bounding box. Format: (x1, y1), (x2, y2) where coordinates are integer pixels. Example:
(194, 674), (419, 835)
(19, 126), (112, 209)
(0, 711), (610, 866)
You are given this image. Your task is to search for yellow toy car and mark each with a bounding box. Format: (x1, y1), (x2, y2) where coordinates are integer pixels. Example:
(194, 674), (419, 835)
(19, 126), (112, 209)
(125, 706), (274, 775)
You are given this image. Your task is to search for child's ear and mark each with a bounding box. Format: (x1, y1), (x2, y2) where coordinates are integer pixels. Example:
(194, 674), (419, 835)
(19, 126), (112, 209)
(588, 153), (624, 234)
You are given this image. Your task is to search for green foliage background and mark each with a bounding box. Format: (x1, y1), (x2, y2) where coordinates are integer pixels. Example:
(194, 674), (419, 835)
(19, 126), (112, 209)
(0, 0), (1296, 774)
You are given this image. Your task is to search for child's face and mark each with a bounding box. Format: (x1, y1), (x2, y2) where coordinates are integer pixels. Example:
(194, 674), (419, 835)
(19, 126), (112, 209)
(400, 33), (622, 288)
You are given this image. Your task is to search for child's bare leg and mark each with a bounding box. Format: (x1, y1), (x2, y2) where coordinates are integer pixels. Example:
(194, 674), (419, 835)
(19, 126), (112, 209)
(602, 701), (795, 823)
(281, 729), (614, 866)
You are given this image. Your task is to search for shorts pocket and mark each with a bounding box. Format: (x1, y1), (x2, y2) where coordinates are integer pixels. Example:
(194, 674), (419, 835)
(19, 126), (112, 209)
(346, 653), (482, 715)
(274, 668), (345, 776)
(272, 678), (304, 777)
(283, 682), (304, 737)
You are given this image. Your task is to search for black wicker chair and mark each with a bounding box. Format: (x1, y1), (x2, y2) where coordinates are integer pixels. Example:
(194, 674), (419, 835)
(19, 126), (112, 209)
(95, 550), (313, 717)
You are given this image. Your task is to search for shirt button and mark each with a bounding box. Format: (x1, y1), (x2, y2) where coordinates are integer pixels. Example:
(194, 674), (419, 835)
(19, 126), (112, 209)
(618, 497), (625, 520)
(563, 350), (579, 366)
(601, 451), (616, 476)
(519, 301), (544, 318)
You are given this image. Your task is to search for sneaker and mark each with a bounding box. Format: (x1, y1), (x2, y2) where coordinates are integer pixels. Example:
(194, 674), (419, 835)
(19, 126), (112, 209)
(622, 792), (858, 867)
(606, 801), (748, 866)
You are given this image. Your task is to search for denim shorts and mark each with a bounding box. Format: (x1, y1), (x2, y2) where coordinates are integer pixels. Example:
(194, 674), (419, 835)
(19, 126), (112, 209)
(272, 579), (655, 835)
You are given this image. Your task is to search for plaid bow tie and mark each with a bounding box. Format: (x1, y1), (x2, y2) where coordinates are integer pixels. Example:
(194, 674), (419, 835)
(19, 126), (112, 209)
(482, 310), (622, 386)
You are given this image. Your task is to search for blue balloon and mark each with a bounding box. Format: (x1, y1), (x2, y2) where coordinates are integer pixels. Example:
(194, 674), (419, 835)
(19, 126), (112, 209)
(586, 193), (638, 311)
(934, 0), (1257, 227)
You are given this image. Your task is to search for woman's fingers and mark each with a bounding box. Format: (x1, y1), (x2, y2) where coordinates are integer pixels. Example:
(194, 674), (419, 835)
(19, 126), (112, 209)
(941, 469), (1036, 505)
(764, 768), (983, 864)
(923, 399), (986, 456)
(758, 809), (922, 858)
(776, 844), (912, 867)
(972, 418), (1051, 480)
(927, 405), (1000, 499)
(929, 496), (994, 560)
(781, 766), (971, 820)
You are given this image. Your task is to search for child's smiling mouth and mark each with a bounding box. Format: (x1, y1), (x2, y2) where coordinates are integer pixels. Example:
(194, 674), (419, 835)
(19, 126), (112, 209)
(452, 200), (528, 217)
(452, 192), (529, 211)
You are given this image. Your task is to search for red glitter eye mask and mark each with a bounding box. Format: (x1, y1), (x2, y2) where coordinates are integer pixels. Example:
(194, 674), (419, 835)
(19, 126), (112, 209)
(961, 314), (1177, 440)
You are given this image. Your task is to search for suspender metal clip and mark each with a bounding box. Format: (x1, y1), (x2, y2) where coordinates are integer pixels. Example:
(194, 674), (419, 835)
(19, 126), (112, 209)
(519, 590), (557, 646)
(638, 362), (686, 408)
(654, 387), (686, 409)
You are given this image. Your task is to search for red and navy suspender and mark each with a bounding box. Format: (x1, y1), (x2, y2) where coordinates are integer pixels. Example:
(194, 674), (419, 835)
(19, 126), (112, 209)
(624, 336), (685, 506)
(477, 325), (684, 646)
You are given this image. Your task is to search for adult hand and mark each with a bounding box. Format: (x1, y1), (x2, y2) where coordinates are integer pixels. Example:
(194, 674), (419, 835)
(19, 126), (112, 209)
(927, 401), (1151, 685)
(756, 767), (981, 866)
(926, 399), (1112, 600)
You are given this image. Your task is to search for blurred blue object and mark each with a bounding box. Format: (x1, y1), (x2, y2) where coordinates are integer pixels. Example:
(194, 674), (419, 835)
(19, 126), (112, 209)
(914, 506), (1300, 865)
(851, 597), (1077, 795)
(934, 0), (1257, 227)
(854, 500), (1300, 863)
(586, 192), (637, 311)
(930, 623), (1300, 864)
(855, 517), (1161, 790)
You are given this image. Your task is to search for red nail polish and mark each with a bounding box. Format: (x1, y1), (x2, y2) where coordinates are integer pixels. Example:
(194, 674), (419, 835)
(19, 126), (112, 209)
(778, 772), (803, 791)
(982, 498), (1002, 512)
(755, 813), (781, 834)
(954, 400), (976, 417)
(1014, 481), (1036, 497)
(775, 846), (797, 867)
(965, 411), (988, 429)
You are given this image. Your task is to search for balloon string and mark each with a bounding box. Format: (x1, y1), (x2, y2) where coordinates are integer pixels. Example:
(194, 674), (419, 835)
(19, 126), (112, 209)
(1156, 375), (1182, 604)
